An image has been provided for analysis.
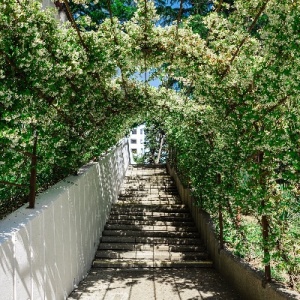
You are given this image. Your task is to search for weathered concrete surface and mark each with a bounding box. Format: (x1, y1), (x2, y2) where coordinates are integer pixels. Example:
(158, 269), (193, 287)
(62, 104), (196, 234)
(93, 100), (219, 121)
(68, 268), (239, 300)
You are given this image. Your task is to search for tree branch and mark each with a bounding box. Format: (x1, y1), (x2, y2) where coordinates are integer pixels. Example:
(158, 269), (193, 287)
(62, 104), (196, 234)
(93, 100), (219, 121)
(176, 0), (184, 37)
(241, 95), (289, 137)
(0, 181), (27, 187)
(106, 0), (130, 102)
(62, 0), (89, 52)
(205, 0), (224, 46)
(221, 0), (270, 79)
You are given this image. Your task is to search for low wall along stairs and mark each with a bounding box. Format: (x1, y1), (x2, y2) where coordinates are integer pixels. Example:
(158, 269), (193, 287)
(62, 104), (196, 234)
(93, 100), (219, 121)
(0, 140), (129, 300)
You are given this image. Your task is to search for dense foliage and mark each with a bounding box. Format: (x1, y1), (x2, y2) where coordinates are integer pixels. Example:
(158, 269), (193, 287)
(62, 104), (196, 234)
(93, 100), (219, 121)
(1, 0), (299, 290)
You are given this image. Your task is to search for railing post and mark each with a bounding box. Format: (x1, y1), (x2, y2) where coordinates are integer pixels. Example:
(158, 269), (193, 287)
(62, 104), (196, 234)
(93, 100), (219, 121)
(257, 150), (271, 283)
(28, 130), (38, 209)
(219, 203), (224, 250)
(236, 206), (241, 228)
(216, 173), (224, 250)
(262, 202), (271, 283)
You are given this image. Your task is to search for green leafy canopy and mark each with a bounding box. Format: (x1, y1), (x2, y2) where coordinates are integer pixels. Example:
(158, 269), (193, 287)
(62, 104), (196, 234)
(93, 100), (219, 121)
(1, 0), (300, 290)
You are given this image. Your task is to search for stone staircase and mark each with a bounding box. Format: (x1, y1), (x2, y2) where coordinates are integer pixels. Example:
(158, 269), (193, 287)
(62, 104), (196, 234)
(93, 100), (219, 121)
(92, 165), (213, 269)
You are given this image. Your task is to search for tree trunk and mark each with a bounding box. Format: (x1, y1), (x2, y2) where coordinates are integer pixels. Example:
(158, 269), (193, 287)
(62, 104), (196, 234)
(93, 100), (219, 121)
(155, 134), (165, 164)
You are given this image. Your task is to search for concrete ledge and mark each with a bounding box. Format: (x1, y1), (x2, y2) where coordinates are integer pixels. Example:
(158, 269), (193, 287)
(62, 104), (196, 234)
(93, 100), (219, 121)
(167, 163), (300, 300)
(0, 139), (129, 300)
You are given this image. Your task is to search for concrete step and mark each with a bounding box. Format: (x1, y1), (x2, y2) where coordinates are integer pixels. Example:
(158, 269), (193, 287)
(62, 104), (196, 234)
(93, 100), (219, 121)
(109, 211), (191, 218)
(123, 182), (175, 188)
(120, 186), (178, 190)
(106, 219), (195, 227)
(125, 171), (168, 175)
(100, 236), (202, 245)
(120, 193), (178, 198)
(117, 199), (181, 205)
(93, 259), (213, 268)
(121, 183), (177, 187)
(108, 214), (193, 222)
(95, 250), (209, 260)
(122, 183), (176, 188)
(118, 195), (180, 200)
(102, 230), (200, 238)
(120, 190), (178, 195)
(116, 200), (183, 205)
(124, 176), (172, 181)
(98, 243), (207, 252)
(104, 224), (198, 232)
(123, 185), (175, 190)
(111, 204), (188, 213)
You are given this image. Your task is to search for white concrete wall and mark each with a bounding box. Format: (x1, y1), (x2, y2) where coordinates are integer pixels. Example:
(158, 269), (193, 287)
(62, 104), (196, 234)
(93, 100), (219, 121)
(41, 0), (68, 23)
(41, 0), (55, 9)
(0, 139), (129, 300)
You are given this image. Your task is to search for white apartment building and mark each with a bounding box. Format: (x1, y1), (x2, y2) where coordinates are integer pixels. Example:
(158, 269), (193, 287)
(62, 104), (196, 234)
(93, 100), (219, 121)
(128, 124), (146, 163)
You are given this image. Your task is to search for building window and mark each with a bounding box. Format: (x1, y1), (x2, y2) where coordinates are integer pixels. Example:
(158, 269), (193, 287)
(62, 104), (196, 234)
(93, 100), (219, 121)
(131, 139), (137, 144)
(140, 139), (143, 144)
(141, 148), (144, 153)
(140, 128), (144, 134)
(131, 149), (137, 154)
(132, 129), (137, 134)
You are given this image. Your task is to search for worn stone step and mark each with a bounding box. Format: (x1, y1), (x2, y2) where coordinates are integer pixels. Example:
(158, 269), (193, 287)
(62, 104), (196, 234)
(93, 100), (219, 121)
(129, 164), (166, 168)
(120, 189), (178, 197)
(111, 204), (188, 213)
(121, 183), (176, 187)
(123, 183), (175, 188)
(126, 170), (168, 173)
(125, 178), (170, 182)
(118, 195), (179, 200)
(117, 199), (180, 203)
(110, 209), (189, 215)
(101, 236), (202, 245)
(93, 259), (213, 268)
(104, 224), (198, 232)
(117, 200), (181, 205)
(106, 219), (195, 227)
(108, 215), (193, 222)
(120, 187), (178, 191)
(102, 229), (200, 238)
(118, 195), (180, 200)
(120, 190), (177, 195)
(125, 172), (168, 176)
(122, 188), (176, 192)
(112, 203), (186, 209)
(109, 211), (191, 218)
(95, 250), (209, 260)
(116, 200), (183, 205)
(122, 184), (176, 189)
(98, 243), (207, 252)
(99, 243), (136, 250)
(118, 198), (179, 203)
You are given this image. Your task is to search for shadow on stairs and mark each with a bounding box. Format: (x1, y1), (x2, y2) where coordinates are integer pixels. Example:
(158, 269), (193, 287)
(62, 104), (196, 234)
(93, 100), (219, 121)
(68, 165), (240, 300)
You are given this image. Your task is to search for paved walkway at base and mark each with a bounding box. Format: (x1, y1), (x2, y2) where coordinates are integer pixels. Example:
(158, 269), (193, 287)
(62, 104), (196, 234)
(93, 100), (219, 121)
(68, 268), (240, 300)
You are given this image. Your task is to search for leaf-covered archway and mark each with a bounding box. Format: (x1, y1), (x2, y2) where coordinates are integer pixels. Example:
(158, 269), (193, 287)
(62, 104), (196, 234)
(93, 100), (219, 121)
(1, 0), (300, 290)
